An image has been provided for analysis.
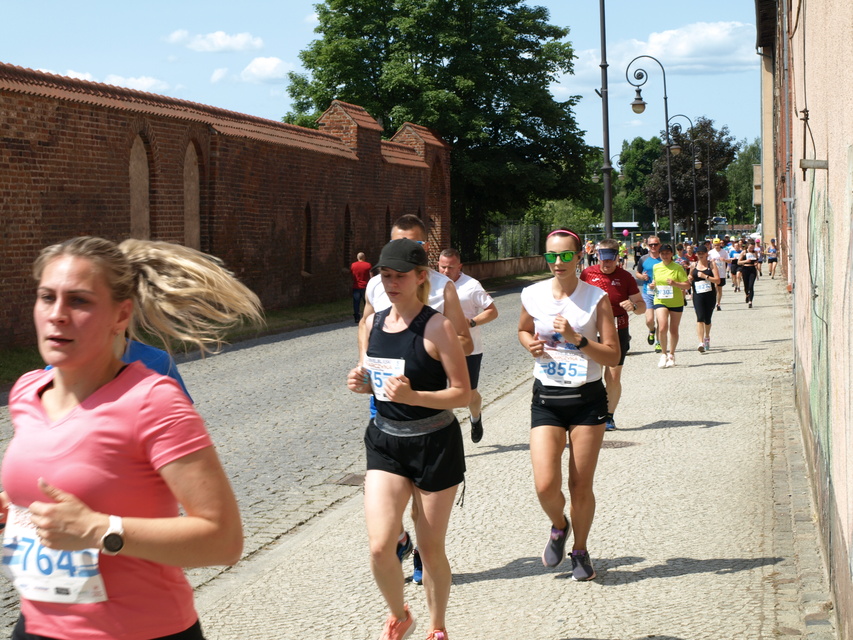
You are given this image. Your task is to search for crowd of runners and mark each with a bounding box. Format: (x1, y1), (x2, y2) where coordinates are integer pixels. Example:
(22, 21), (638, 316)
(346, 224), (772, 640)
(3, 223), (771, 640)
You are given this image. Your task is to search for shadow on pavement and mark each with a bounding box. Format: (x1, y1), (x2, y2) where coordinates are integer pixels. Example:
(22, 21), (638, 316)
(628, 419), (729, 431)
(453, 556), (549, 584)
(557, 637), (686, 640)
(570, 555), (784, 586)
(465, 442), (529, 458)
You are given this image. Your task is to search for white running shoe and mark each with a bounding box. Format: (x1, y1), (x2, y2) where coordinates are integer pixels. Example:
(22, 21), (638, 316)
(658, 354), (667, 368)
(698, 343), (705, 353)
(665, 354), (675, 368)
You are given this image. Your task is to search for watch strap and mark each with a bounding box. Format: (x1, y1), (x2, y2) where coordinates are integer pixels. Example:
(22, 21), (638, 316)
(100, 515), (124, 555)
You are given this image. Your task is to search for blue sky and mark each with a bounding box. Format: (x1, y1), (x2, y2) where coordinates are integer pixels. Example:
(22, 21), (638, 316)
(1, 0), (760, 158)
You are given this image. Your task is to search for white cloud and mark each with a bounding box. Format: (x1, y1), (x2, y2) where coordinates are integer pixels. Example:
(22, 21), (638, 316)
(211, 67), (229, 83)
(240, 57), (292, 83)
(644, 22), (756, 73)
(187, 31), (263, 53)
(568, 21), (757, 91)
(65, 70), (95, 81)
(104, 74), (169, 93)
(166, 29), (189, 44)
(305, 12), (319, 24)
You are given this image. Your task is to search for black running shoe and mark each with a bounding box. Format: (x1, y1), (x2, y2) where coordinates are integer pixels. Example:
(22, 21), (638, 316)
(647, 331), (655, 345)
(542, 515), (571, 567)
(470, 415), (483, 443)
(570, 549), (596, 581)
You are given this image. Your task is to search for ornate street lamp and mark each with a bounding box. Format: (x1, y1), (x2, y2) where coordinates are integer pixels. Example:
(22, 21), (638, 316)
(668, 114), (700, 243)
(592, 154), (622, 185)
(626, 55), (675, 241)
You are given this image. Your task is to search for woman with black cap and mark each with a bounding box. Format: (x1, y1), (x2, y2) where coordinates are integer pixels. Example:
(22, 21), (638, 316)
(348, 238), (470, 640)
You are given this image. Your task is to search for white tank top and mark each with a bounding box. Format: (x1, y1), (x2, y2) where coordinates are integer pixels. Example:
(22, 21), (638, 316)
(520, 278), (606, 386)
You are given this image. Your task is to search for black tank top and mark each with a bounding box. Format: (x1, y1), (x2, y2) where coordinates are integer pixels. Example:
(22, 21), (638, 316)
(367, 305), (447, 422)
(691, 265), (716, 295)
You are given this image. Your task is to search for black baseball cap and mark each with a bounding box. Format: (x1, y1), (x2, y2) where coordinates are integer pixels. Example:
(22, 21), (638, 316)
(376, 238), (428, 272)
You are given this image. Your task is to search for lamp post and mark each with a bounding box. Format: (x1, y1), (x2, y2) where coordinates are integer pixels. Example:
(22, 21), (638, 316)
(668, 113), (700, 243)
(598, 0), (613, 238)
(705, 150), (712, 236)
(626, 55), (674, 241)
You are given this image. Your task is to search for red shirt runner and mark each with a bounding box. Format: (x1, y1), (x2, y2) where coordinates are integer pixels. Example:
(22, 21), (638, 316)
(580, 265), (639, 329)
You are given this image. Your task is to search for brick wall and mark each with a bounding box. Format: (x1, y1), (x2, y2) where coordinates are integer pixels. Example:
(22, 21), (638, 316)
(0, 64), (450, 348)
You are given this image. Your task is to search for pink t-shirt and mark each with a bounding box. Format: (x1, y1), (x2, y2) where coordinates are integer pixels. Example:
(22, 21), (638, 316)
(3, 362), (214, 640)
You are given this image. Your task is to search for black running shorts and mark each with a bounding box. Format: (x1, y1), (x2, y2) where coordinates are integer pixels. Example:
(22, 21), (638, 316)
(365, 419), (465, 492)
(530, 379), (608, 429)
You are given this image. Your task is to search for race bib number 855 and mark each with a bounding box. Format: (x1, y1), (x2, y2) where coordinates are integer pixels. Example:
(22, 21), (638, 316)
(535, 349), (589, 387)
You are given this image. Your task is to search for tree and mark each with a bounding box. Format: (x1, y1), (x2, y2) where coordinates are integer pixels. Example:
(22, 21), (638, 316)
(614, 136), (661, 231)
(721, 138), (761, 227)
(284, 0), (591, 259)
(644, 117), (737, 237)
(523, 198), (601, 245)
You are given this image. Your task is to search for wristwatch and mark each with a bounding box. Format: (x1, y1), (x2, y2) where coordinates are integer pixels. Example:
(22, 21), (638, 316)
(469, 318), (476, 328)
(100, 515), (125, 555)
(575, 336), (589, 349)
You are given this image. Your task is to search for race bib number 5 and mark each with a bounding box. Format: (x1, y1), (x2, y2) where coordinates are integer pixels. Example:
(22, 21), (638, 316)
(535, 349), (589, 387)
(2, 504), (107, 603)
(364, 356), (406, 402)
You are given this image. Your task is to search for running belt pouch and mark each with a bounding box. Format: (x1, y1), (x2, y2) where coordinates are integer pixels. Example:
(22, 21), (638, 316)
(533, 384), (586, 408)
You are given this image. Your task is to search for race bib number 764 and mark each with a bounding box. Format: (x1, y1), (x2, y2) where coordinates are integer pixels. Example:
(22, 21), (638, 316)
(2, 504), (108, 603)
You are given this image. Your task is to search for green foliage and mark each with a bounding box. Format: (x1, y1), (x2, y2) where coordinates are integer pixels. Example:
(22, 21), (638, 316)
(523, 198), (601, 249)
(614, 136), (661, 230)
(642, 116), (737, 237)
(720, 138), (761, 226)
(285, 0), (591, 259)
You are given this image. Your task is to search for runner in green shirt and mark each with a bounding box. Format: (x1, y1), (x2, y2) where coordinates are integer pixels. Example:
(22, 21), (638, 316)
(651, 244), (691, 368)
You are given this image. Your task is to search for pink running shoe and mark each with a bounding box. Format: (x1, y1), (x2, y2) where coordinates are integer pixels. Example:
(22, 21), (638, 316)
(380, 604), (416, 640)
(426, 630), (449, 640)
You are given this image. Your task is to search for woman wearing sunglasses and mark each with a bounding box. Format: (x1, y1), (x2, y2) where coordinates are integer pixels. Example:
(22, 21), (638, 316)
(518, 229), (620, 581)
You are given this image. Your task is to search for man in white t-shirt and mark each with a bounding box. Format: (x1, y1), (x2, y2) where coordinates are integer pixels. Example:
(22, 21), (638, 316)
(359, 215), (472, 359)
(438, 248), (498, 443)
(708, 238), (730, 311)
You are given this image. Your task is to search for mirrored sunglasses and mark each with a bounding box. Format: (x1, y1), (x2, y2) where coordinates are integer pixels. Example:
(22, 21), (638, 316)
(543, 250), (577, 264)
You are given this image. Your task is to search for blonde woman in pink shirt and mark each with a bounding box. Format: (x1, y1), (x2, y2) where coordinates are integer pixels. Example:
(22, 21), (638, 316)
(2, 236), (262, 640)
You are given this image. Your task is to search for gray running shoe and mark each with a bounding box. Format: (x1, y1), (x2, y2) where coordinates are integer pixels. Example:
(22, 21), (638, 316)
(542, 515), (571, 567)
(570, 549), (596, 581)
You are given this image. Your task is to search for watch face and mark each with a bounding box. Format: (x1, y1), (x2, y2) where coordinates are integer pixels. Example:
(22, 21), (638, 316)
(103, 533), (124, 553)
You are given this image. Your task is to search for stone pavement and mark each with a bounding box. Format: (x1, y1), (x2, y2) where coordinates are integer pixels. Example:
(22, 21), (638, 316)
(193, 276), (836, 640)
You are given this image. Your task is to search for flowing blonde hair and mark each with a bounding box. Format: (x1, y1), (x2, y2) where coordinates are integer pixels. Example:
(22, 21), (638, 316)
(414, 265), (431, 305)
(34, 236), (264, 355)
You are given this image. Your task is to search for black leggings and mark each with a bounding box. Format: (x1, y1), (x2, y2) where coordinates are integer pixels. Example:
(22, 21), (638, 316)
(741, 266), (757, 302)
(12, 616), (205, 640)
(693, 291), (716, 324)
